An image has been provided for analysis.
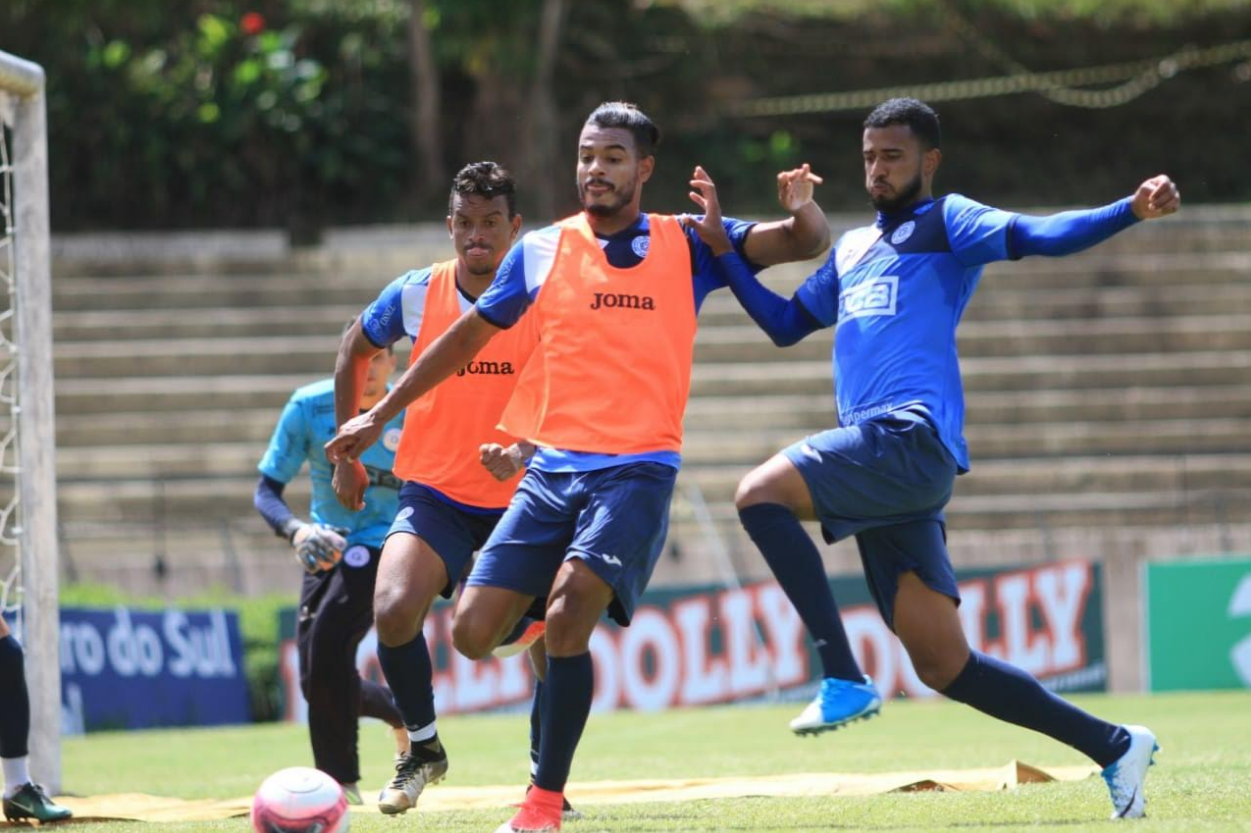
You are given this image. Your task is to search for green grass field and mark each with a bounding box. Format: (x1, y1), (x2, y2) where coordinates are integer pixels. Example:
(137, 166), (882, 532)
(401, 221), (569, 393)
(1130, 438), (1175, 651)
(42, 691), (1251, 831)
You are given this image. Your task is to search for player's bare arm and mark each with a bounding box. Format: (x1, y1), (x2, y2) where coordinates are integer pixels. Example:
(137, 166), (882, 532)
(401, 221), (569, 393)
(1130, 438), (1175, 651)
(682, 166), (733, 256)
(1131, 174), (1181, 219)
(330, 319), (384, 509)
(327, 308), (501, 463)
(479, 441), (536, 482)
(742, 163), (830, 266)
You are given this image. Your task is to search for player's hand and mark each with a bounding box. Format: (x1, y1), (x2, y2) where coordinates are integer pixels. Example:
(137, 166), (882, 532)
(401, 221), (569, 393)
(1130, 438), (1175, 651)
(290, 523), (349, 574)
(332, 457), (369, 511)
(776, 163), (824, 214)
(1130, 175), (1180, 220)
(682, 166), (733, 256)
(480, 442), (530, 481)
(325, 411), (382, 464)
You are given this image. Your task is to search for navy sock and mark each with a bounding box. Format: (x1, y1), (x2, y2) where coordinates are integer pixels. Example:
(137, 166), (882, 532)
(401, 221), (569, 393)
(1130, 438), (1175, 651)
(534, 653), (592, 793)
(0, 636), (30, 759)
(529, 679), (544, 775)
(739, 503), (862, 681)
(377, 635), (436, 732)
(942, 651), (1130, 768)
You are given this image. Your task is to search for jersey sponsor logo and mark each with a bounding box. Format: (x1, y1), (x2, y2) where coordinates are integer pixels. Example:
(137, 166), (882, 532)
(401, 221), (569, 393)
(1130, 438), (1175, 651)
(630, 235), (650, 258)
(890, 220), (916, 246)
(383, 428), (402, 452)
(837, 275), (899, 324)
(590, 292), (656, 311)
(456, 360), (516, 376)
(343, 545), (371, 568)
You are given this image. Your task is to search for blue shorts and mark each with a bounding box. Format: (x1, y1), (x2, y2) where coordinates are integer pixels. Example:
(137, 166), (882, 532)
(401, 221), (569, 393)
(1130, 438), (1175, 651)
(387, 482), (503, 599)
(855, 521), (960, 629)
(782, 409), (957, 543)
(783, 410), (961, 626)
(467, 462), (677, 627)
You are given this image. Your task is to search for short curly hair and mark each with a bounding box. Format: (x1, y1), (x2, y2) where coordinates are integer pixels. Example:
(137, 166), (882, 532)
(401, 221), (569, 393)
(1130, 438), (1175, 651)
(448, 161), (517, 218)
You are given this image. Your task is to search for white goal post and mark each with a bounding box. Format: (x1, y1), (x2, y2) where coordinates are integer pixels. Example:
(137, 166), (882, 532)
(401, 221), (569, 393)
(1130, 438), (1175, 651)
(0, 50), (60, 793)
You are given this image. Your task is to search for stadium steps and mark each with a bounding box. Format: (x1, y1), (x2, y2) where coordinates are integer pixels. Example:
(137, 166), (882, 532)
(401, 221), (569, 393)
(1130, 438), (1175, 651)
(40, 211), (1251, 592)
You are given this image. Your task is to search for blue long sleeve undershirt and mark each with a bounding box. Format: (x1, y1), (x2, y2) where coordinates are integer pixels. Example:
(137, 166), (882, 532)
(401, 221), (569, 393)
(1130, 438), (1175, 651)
(719, 196), (1140, 346)
(254, 474), (297, 537)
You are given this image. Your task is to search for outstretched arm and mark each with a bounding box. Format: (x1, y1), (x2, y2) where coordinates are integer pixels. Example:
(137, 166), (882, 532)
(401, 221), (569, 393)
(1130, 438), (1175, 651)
(1011, 175), (1181, 258)
(740, 164), (831, 267)
(326, 308), (500, 463)
(685, 167), (824, 347)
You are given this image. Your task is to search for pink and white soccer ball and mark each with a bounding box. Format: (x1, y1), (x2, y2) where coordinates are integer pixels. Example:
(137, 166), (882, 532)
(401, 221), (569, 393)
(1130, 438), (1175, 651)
(251, 766), (349, 833)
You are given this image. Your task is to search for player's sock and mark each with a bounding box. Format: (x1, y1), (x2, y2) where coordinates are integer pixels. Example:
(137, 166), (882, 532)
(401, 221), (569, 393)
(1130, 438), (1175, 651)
(942, 650), (1131, 767)
(2, 756), (30, 799)
(739, 503), (862, 681)
(533, 653), (592, 793)
(0, 635), (31, 779)
(377, 635), (436, 737)
(529, 679), (544, 779)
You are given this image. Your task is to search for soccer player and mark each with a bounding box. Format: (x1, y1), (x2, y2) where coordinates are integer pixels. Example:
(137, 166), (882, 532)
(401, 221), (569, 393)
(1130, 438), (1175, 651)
(692, 97), (1178, 821)
(327, 101), (830, 832)
(253, 338), (407, 804)
(0, 617), (71, 823)
(332, 160), (565, 817)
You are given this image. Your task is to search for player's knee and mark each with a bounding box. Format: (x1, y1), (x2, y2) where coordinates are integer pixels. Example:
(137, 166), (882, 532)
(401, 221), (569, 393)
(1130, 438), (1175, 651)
(543, 596), (597, 656)
(373, 586), (424, 647)
(450, 613), (497, 661)
(735, 467), (781, 511)
(902, 641), (966, 691)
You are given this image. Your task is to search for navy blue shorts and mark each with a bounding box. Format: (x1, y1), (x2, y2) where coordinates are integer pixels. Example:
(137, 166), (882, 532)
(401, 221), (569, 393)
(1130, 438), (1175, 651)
(387, 482), (503, 599)
(783, 410), (961, 625)
(467, 462), (677, 627)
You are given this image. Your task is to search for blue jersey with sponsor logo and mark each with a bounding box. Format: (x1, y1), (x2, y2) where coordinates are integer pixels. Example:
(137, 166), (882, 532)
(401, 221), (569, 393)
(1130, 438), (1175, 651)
(258, 378), (404, 547)
(795, 194), (1018, 472)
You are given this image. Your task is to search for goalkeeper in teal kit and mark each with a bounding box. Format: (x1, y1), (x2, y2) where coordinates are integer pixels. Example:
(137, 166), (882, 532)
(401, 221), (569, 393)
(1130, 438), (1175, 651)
(253, 343), (408, 802)
(686, 97), (1179, 821)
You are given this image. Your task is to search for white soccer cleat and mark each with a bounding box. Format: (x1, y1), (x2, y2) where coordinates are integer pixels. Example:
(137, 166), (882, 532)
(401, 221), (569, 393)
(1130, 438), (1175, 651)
(1101, 724), (1159, 819)
(377, 750), (448, 815)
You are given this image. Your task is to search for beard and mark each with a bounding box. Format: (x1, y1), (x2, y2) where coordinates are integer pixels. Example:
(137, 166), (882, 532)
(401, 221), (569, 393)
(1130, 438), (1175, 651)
(463, 254), (496, 276)
(869, 170), (923, 213)
(581, 179), (635, 217)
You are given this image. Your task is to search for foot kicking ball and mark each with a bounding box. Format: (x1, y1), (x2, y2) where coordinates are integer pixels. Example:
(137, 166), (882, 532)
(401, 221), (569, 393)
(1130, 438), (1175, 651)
(251, 766), (349, 832)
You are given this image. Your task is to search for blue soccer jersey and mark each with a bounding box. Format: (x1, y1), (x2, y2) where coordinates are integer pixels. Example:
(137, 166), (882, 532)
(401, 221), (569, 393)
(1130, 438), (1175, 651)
(794, 194), (1021, 472)
(258, 378), (404, 547)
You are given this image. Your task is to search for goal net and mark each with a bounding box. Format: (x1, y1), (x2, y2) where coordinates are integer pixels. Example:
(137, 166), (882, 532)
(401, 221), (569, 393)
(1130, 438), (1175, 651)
(0, 49), (61, 792)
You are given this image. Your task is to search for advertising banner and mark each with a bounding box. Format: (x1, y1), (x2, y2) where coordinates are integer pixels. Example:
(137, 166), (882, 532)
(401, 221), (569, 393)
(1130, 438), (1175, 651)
(52, 607), (250, 733)
(1145, 556), (1251, 691)
(279, 559), (1104, 718)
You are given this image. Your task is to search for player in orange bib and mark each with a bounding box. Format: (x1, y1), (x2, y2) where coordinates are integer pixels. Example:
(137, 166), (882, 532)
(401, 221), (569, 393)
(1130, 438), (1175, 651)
(328, 103), (829, 832)
(331, 162), (564, 817)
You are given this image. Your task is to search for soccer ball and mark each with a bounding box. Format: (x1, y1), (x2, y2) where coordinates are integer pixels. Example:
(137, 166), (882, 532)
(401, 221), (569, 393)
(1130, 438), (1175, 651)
(251, 766), (349, 833)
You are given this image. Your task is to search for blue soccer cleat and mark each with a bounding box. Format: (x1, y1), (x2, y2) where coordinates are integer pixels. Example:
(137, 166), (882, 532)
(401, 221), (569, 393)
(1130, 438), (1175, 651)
(790, 675), (882, 736)
(1102, 724), (1159, 820)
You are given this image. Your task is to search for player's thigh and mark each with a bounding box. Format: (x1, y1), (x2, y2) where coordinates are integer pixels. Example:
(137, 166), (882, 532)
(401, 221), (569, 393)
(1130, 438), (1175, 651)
(453, 584), (538, 658)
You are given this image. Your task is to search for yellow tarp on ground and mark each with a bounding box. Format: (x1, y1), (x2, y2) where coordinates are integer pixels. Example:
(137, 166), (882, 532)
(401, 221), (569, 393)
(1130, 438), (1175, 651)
(47, 761), (1098, 823)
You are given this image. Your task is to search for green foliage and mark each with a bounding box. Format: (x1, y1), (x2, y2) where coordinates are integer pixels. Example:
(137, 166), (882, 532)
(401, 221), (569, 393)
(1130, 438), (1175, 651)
(59, 582), (294, 723)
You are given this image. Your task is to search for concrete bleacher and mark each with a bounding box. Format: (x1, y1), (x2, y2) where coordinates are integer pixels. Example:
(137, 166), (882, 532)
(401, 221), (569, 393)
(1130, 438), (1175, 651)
(44, 207), (1251, 685)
